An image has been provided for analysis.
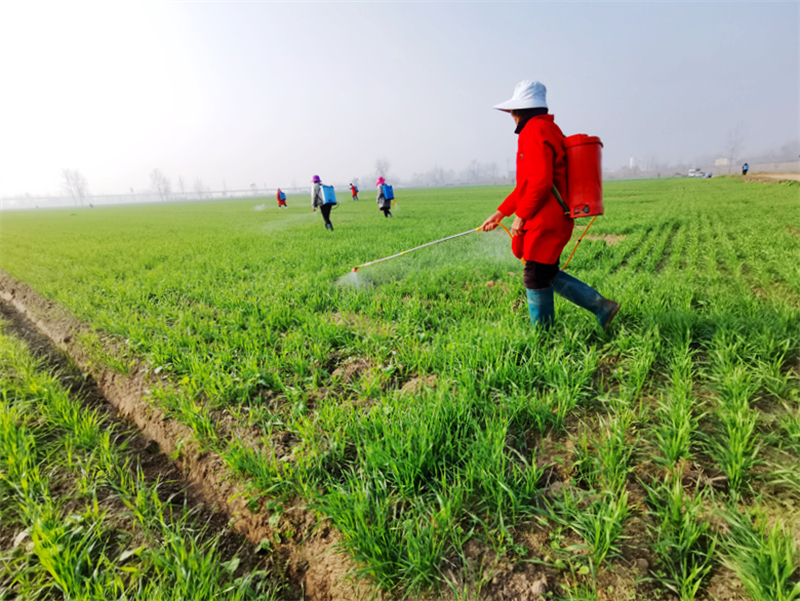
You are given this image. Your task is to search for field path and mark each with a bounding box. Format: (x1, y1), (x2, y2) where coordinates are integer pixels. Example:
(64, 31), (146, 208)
(744, 172), (800, 182)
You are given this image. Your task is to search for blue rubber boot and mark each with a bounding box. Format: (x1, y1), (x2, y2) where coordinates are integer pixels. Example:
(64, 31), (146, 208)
(552, 271), (620, 330)
(526, 288), (555, 329)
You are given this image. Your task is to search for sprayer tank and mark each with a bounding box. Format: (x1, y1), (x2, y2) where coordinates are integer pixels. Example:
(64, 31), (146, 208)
(564, 134), (604, 217)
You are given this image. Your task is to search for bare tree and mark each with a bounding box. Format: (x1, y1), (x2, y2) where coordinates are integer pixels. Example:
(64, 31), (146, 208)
(178, 176), (186, 200)
(61, 169), (89, 205)
(431, 166), (447, 187)
(465, 159), (481, 183)
(725, 124), (746, 174)
(150, 169), (171, 201)
(193, 178), (206, 199)
(485, 162), (499, 182)
(375, 157), (391, 179)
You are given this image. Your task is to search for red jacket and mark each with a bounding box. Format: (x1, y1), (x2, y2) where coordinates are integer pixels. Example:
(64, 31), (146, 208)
(497, 114), (573, 264)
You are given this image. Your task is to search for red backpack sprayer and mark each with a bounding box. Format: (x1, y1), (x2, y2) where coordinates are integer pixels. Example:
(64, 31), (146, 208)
(549, 134), (604, 268)
(349, 135), (604, 275)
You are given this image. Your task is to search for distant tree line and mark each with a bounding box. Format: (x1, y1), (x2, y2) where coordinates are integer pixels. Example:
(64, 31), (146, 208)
(38, 135), (797, 207)
(350, 157), (506, 191)
(406, 159), (504, 187)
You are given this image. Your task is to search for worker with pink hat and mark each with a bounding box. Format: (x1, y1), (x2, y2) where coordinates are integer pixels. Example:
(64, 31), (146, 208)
(375, 176), (393, 218)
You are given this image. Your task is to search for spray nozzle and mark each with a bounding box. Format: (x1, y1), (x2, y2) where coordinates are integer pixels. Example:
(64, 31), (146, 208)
(352, 267), (358, 273)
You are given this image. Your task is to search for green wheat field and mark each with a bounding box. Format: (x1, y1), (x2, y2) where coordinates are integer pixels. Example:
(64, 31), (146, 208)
(1, 178), (798, 600)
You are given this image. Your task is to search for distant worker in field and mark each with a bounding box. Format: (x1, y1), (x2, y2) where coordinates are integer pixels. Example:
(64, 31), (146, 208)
(350, 183), (359, 201)
(481, 80), (620, 330)
(375, 176), (393, 218)
(742, 163), (749, 176)
(277, 188), (287, 208)
(311, 175), (334, 231)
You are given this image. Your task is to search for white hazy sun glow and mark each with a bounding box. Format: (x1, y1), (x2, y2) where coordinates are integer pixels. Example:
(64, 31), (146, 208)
(0, 2), (207, 196)
(1, 2), (797, 199)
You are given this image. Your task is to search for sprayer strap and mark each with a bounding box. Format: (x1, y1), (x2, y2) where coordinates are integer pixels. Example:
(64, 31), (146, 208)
(552, 186), (570, 217)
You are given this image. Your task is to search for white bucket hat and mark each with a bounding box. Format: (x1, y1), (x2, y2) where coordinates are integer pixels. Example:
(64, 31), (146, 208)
(493, 80), (547, 112)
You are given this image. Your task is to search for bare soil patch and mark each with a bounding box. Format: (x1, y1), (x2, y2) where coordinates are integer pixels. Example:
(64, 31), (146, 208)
(482, 560), (551, 600)
(400, 374), (439, 395)
(0, 270), (366, 601)
(331, 356), (373, 384)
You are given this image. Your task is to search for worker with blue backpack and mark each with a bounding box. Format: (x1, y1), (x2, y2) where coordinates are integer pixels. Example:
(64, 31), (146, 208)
(311, 175), (336, 231)
(376, 176), (393, 218)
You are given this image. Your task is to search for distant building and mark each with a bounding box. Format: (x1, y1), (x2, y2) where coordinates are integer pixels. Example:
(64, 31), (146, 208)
(715, 158), (730, 166)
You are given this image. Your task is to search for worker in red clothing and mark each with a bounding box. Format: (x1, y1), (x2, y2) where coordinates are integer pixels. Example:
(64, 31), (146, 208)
(276, 188), (287, 208)
(482, 80), (620, 329)
(350, 183), (359, 201)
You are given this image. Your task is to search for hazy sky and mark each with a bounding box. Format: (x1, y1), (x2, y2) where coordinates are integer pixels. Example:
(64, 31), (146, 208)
(0, 1), (797, 196)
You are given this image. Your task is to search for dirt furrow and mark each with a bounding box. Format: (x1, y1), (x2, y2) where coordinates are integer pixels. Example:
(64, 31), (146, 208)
(0, 270), (367, 601)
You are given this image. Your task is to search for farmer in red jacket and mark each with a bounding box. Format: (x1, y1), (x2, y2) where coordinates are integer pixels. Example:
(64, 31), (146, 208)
(276, 188), (287, 208)
(482, 80), (620, 329)
(350, 183), (359, 201)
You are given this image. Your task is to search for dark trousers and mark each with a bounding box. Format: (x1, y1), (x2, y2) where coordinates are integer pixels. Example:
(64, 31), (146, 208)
(381, 207), (392, 217)
(320, 204), (333, 227)
(524, 260), (559, 290)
